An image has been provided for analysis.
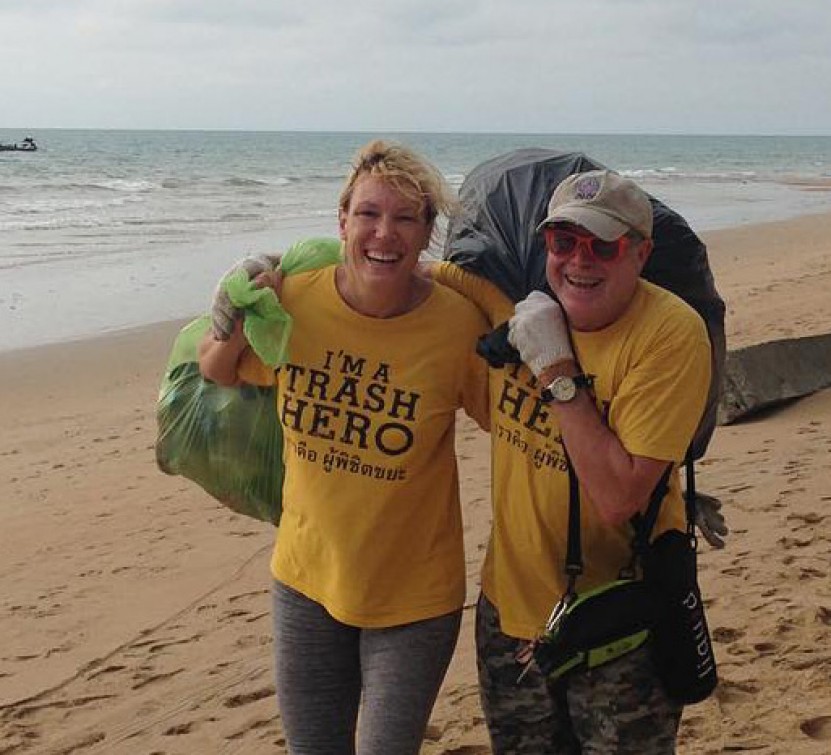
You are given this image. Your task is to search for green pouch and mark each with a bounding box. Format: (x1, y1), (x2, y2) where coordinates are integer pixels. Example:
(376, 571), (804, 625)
(532, 580), (655, 681)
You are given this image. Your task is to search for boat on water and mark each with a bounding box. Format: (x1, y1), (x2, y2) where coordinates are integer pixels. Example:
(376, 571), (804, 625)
(0, 136), (38, 152)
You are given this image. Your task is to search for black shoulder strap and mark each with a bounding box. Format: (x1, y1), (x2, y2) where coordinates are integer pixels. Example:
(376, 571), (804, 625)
(630, 463), (675, 544)
(565, 453), (674, 593)
(684, 451), (698, 543)
(563, 449), (583, 597)
(563, 451), (674, 588)
(559, 357), (679, 586)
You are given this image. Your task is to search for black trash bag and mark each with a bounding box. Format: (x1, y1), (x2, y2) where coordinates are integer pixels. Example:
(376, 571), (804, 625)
(444, 148), (726, 459)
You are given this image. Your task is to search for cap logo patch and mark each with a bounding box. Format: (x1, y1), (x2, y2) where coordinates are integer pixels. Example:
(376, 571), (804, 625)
(574, 175), (600, 200)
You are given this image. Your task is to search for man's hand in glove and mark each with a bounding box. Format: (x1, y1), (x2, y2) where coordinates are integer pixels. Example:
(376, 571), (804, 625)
(210, 253), (282, 340)
(694, 492), (728, 548)
(507, 291), (574, 377)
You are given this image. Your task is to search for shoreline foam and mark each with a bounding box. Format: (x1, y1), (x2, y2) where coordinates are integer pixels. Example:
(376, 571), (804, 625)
(5, 204), (831, 357)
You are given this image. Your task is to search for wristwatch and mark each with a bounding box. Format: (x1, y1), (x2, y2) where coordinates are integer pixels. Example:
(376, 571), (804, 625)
(541, 373), (594, 403)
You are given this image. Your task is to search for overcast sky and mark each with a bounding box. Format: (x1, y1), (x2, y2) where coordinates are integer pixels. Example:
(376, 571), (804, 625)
(2, 0), (830, 135)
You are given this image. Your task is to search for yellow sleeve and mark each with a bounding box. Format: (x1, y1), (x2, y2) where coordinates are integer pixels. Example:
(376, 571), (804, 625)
(434, 261), (514, 327)
(237, 348), (276, 387)
(612, 309), (712, 462)
(461, 336), (491, 432)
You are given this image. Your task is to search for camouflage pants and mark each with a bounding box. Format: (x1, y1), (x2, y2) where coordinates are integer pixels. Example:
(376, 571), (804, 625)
(475, 593), (683, 754)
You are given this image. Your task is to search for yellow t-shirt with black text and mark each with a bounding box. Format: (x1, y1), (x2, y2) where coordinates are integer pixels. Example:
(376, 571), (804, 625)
(435, 263), (711, 639)
(240, 267), (490, 628)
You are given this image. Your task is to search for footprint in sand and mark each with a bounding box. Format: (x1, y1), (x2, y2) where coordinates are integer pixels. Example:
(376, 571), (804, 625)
(716, 679), (760, 704)
(220, 608), (251, 622)
(131, 668), (184, 690)
(44, 640), (74, 657)
(235, 633), (270, 650)
(780, 534), (815, 549)
(147, 634), (203, 653)
(711, 626), (745, 644)
(163, 720), (196, 736)
(228, 588), (269, 603)
(224, 685), (275, 708)
(51, 731), (107, 752)
(721, 564), (747, 577)
(798, 567), (826, 580)
(86, 663), (126, 680)
(751, 641), (778, 655)
(796, 423), (822, 435)
(800, 716), (831, 741)
(787, 512), (826, 526)
(774, 616), (798, 636)
(225, 716), (278, 741)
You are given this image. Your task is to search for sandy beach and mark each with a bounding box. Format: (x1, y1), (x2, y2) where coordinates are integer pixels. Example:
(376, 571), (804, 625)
(2, 211), (831, 754)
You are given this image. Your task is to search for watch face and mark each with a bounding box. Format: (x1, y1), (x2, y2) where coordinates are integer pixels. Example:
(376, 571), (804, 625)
(551, 376), (577, 402)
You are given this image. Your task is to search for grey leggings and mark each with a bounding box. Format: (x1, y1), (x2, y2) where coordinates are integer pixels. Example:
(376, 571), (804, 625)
(272, 580), (462, 755)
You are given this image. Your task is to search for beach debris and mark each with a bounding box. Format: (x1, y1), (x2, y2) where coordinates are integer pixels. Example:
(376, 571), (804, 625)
(718, 333), (831, 424)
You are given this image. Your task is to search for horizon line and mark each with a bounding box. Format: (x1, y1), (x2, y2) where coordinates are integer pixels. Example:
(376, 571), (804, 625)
(3, 127), (831, 139)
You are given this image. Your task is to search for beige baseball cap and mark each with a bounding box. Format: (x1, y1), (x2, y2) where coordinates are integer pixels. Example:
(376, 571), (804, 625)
(536, 169), (653, 240)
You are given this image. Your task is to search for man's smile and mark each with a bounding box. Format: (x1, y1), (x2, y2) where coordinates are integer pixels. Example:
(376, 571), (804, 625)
(563, 273), (602, 290)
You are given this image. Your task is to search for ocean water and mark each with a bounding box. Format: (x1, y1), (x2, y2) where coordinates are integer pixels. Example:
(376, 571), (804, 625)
(2, 128), (831, 352)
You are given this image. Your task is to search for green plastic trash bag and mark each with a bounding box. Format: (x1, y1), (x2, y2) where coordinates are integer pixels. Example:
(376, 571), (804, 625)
(155, 237), (342, 525)
(156, 315), (283, 524)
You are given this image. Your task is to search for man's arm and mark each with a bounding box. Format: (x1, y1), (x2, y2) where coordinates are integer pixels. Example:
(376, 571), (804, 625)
(508, 291), (708, 526)
(537, 359), (669, 525)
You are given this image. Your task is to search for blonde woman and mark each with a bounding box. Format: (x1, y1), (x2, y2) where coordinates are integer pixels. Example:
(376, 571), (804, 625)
(200, 140), (489, 755)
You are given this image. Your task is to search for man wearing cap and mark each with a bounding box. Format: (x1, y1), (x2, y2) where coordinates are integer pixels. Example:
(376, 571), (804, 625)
(433, 169), (711, 753)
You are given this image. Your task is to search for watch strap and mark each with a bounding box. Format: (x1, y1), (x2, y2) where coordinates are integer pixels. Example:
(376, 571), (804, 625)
(541, 373), (594, 403)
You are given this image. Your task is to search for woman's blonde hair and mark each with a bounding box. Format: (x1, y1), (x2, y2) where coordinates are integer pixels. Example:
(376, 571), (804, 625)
(338, 140), (458, 229)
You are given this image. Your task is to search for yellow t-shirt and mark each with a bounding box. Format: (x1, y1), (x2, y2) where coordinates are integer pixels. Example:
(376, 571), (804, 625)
(240, 267), (490, 628)
(434, 263), (712, 639)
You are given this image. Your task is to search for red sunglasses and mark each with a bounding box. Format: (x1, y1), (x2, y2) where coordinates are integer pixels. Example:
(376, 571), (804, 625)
(543, 227), (630, 263)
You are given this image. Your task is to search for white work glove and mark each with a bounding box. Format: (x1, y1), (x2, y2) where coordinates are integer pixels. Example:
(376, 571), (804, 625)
(693, 492), (728, 549)
(507, 291), (574, 377)
(210, 253), (282, 340)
